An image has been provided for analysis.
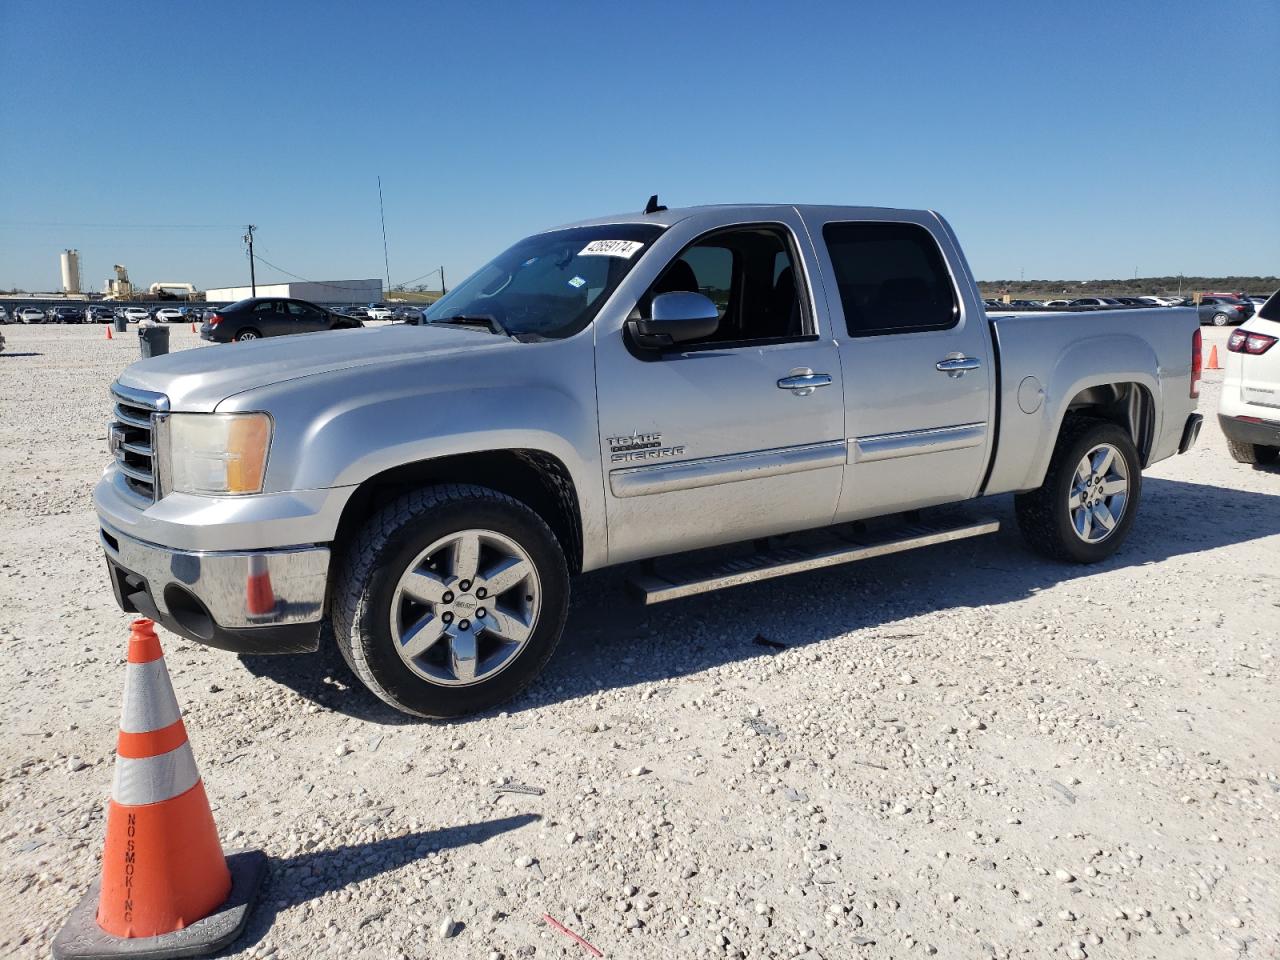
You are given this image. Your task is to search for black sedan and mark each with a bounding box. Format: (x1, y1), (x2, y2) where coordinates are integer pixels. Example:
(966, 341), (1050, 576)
(200, 297), (364, 343)
(50, 306), (86, 323)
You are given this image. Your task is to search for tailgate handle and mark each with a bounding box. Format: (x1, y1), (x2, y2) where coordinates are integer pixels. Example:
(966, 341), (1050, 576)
(936, 355), (981, 378)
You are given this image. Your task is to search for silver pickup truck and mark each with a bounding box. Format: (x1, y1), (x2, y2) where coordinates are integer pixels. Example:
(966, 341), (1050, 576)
(95, 203), (1204, 717)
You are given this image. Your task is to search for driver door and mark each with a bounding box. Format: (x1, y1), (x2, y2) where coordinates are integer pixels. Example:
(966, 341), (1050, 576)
(594, 217), (847, 564)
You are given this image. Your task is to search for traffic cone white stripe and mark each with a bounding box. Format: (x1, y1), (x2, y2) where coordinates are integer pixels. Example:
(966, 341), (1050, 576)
(120, 659), (182, 732)
(112, 741), (200, 806)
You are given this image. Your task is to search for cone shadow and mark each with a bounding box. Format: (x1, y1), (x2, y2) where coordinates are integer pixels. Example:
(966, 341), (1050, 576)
(233, 814), (539, 950)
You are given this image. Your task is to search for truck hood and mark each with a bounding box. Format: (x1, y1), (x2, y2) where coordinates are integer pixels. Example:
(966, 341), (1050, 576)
(117, 324), (512, 411)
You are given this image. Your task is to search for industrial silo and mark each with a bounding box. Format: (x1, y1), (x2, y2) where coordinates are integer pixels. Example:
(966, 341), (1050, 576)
(60, 249), (82, 294)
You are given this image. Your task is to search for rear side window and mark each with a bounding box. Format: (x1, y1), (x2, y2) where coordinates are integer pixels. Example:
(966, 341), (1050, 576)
(822, 222), (959, 336)
(1260, 291), (1279, 322)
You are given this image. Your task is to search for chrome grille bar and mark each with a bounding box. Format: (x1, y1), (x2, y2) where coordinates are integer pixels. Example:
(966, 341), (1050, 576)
(109, 384), (167, 501)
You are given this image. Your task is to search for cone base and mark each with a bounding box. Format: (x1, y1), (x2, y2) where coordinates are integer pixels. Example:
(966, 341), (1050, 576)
(52, 849), (266, 960)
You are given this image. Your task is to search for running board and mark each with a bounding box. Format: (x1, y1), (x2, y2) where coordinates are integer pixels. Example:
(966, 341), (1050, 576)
(628, 514), (1000, 605)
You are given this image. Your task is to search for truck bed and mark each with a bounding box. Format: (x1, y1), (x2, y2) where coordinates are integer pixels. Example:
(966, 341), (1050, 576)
(983, 307), (1200, 495)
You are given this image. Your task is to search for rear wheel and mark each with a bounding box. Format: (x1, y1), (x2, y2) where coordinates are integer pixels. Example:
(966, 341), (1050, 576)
(1226, 438), (1280, 465)
(332, 484), (569, 718)
(234, 328), (260, 341)
(1212, 312), (1230, 326)
(1016, 419), (1142, 563)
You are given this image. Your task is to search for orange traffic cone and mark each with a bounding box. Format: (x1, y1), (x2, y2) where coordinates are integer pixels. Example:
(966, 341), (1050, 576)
(52, 620), (265, 959)
(105, 325), (113, 340)
(245, 555), (277, 619)
(1206, 345), (1221, 370)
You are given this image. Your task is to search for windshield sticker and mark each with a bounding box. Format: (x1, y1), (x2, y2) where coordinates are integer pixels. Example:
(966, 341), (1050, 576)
(579, 239), (645, 259)
(567, 276), (586, 289)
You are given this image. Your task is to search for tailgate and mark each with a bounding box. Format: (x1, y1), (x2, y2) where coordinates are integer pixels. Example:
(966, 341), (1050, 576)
(1231, 296), (1280, 414)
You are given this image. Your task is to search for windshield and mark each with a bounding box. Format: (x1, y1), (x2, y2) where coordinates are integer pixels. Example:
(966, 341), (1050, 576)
(425, 224), (664, 339)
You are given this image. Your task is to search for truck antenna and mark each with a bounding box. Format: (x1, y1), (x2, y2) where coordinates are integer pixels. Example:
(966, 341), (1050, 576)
(644, 194), (667, 215)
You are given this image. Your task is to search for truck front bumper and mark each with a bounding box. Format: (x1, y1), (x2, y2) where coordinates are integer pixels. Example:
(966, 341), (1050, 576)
(100, 521), (329, 654)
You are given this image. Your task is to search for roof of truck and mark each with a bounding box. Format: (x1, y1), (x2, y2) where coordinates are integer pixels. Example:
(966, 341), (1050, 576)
(551, 203), (934, 231)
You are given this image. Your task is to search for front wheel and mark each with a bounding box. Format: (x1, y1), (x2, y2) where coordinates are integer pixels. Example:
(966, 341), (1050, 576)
(1015, 419), (1142, 563)
(332, 484), (569, 718)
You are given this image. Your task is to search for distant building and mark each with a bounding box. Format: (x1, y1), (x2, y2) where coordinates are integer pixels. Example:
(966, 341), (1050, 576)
(61, 249), (81, 294)
(203, 279), (383, 304)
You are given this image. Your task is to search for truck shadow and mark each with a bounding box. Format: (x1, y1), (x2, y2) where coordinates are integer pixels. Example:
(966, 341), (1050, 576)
(241, 476), (1280, 723)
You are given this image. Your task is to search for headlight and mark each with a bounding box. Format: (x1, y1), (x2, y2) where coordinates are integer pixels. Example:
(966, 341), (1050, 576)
(156, 412), (272, 496)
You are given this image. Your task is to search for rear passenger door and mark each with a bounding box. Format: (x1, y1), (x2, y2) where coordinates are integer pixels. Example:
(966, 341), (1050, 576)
(802, 213), (995, 520)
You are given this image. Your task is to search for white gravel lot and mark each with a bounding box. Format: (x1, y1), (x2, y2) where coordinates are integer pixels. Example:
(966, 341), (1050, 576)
(0, 321), (1277, 960)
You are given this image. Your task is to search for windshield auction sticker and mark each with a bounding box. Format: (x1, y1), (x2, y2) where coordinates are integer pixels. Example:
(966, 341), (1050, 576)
(579, 239), (644, 258)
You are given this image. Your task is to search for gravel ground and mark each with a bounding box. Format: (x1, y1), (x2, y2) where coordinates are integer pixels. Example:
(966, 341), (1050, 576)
(1, 322), (1277, 960)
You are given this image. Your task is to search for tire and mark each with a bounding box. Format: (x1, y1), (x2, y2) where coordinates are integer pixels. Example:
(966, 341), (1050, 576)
(1212, 312), (1230, 326)
(332, 483), (570, 718)
(1015, 418), (1142, 564)
(234, 328), (260, 341)
(1225, 437), (1280, 465)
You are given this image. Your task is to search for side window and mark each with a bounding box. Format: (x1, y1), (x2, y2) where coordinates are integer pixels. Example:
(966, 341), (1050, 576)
(254, 300), (278, 314)
(286, 301), (319, 318)
(643, 225), (806, 347)
(822, 222), (959, 336)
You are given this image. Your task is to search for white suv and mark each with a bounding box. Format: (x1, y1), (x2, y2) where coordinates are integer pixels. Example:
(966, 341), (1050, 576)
(1219, 290), (1280, 465)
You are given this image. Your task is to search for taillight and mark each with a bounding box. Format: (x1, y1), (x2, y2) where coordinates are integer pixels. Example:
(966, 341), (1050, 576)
(208, 313), (222, 327)
(1191, 328), (1202, 398)
(1235, 305), (1247, 313)
(1227, 329), (1277, 355)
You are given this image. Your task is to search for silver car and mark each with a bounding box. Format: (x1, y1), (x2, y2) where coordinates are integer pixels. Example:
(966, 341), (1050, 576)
(1194, 296), (1254, 326)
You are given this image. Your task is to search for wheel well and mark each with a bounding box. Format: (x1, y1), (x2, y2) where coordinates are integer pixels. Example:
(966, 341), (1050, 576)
(331, 449), (584, 575)
(1064, 381), (1155, 464)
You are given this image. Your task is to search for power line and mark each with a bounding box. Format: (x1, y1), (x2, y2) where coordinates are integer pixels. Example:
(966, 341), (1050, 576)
(0, 220), (240, 229)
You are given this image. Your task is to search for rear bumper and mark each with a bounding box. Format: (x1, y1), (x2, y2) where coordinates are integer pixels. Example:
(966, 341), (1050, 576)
(100, 521), (328, 653)
(1178, 413), (1203, 454)
(1219, 413), (1280, 448)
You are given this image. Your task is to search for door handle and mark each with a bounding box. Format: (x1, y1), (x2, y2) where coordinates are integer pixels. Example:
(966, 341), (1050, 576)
(777, 369), (833, 396)
(935, 356), (982, 378)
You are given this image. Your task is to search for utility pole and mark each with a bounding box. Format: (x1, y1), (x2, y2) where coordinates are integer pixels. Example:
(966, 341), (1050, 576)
(440, 265), (446, 295)
(243, 225), (257, 296)
(378, 176), (391, 293)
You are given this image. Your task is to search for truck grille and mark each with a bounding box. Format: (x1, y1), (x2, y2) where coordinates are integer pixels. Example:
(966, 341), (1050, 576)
(110, 385), (167, 500)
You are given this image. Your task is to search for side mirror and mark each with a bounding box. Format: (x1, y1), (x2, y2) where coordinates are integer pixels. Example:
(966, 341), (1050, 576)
(627, 291), (719, 350)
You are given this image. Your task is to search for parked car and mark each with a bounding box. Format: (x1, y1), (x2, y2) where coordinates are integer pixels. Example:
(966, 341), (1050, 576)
(1111, 297), (1144, 307)
(1245, 294), (1273, 311)
(1069, 297), (1123, 309)
(154, 307), (185, 323)
(392, 306), (425, 323)
(1194, 296), (1254, 326)
(1043, 299), (1071, 308)
(1008, 299), (1044, 309)
(0, 305), (9, 323)
(94, 202), (1203, 718)
(365, 303), (394, 320)
(1137, 296), (1177, 307)
(15, 306), (48, 323)
(50, 306), (86, 323)
(1219, 290), (1279, 465)
(199, 297), (364, 343)
(85, 305), (115, 323)
(122, 307), (152, 323)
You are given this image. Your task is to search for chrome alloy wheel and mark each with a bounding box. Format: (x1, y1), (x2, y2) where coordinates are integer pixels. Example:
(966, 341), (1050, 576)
(1068, 443), (1129, 544)
(389, 529), (541, 686)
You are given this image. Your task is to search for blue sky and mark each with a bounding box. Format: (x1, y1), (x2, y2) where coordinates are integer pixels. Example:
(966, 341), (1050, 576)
(1, 0), (1276, 293)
